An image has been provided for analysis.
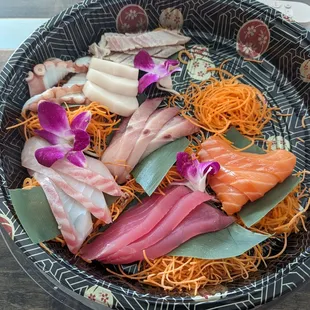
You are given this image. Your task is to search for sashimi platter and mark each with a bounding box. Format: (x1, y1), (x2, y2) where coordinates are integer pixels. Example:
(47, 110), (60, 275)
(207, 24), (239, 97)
(1, 0), (310, 308)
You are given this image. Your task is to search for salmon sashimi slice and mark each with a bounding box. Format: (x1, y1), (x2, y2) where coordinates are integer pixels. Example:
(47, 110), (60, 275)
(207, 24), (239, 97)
(80, 186), (191, 261)
(199, 135), (296, 215)
(200, 136), (296, 182)
(209, 175), (250, 215)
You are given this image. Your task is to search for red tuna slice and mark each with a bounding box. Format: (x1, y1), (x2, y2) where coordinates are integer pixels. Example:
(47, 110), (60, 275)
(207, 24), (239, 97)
(144, 203), (234, 260)
(101, 191), (214, 265)
(0, 213), (15, 240)
(80, 185), (191, 261)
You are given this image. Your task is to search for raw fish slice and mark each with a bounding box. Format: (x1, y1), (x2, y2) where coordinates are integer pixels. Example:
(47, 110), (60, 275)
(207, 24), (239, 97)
(102, 191), (213, 264)
(86, 69), (138, 97)
(199, 136), (296, 215)
(52, 157), (122, 196)
(22, 138), (119, 221)
(33, 172), (92, 254)
(101, 98), (162, 179)
(58, 172), (112, 223)
(80, 186), (191, 261)
(105, 30), (191, 52)
(142, 116), (199, 159)
(89, 57), (139, 80)
(200, 136), (296, 182)
(83, 81), (139, 117)
(117, 107), (180, 184)
(144, 203), (235, 259)
(208, 175), (249, 215)
(214, 168), (279, 201)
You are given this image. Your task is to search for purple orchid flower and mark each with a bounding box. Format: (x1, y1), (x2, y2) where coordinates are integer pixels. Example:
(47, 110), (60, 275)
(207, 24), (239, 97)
(34, 101), (91, 168)
(134, 50), (181, 93)
(176, 152), (220, 192)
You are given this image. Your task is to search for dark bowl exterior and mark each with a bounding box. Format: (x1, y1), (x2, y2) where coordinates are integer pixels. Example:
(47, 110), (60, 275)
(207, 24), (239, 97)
(0, 0), (310, 309)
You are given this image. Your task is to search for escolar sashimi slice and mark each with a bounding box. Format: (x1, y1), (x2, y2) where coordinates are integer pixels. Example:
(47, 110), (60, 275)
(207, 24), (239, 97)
(100, 191), (214, 264)
(199, 136), (296, 215)
(80, 186), (191, 261)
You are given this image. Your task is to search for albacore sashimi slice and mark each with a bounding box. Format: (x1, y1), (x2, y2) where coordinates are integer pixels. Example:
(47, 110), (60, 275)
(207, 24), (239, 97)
(101, 98), (162, 180)
(100, 191), (214, 264)
(199, 135), (296, 215)
(80, 186), (191, 261)
(116, 107), (180, 184)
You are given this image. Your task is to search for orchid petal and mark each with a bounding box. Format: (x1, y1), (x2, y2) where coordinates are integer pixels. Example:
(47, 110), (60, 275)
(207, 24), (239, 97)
(176, 152), (220, 192)
(72, 129), (90, 151)
(163, 59), (180, 71)
(134, 50), (155, 72)
(70, 111), (91, 131)
(67, 151), (87, 167)
(35, 144), (71, 167)
(198, 161), (220, 176)
(35, 129), (67, 145)
(138, 72), (160, 93)
(37, 101), (70, 137)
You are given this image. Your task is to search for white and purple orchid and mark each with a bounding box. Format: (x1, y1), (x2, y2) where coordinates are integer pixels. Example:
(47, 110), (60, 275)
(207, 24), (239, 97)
(134, 50), (181, 93)
(34, 101), (91, 168)
(176, 152), (220, 192)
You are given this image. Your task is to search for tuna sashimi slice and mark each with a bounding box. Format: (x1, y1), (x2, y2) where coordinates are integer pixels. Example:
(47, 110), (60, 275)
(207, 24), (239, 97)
(80, 186), (191, 261)
(117, 107), (180, 184)
(144, 203), (235, 260)
(141, 116), (199, 160)
(33, 172), (92, 254)
(101, 191), (214, 264)
(101, 98), (162, 181)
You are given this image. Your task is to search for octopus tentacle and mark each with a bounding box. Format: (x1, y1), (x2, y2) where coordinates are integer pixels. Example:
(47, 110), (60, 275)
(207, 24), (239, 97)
(23, 73), (89, 112)
(26, 57), (91, 97)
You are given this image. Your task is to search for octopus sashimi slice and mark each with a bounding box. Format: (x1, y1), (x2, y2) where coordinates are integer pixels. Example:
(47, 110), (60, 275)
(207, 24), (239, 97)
(80, 186), (191, 261)
(26, 57), (91, 97)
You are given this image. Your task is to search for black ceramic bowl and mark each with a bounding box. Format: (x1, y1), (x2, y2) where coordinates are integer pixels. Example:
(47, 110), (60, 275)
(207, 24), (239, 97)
(0, 0), (310, 309)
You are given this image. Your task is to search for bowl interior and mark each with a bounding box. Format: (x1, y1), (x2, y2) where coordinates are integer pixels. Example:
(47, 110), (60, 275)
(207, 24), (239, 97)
(1, 0), (310, 306)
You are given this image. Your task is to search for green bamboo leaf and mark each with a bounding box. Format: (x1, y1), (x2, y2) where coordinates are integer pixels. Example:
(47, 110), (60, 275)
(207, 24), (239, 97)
(239, 176), (300, 227)
(224, 127), (300, 227)
(224, 127), (266, 154)
(168, 223), (269, 259)
(132, 137), (189, 196)
(9, 187), (60, 244)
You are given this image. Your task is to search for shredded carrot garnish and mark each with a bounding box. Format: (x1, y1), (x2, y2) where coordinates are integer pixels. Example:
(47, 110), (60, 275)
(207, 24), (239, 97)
(178, 50), (193, 65)
(244, 58), (263, 63)
(170, 68), (275, 137)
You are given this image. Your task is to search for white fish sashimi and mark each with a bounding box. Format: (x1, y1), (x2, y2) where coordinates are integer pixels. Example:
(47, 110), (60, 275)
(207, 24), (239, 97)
(21, 137), (117, 222)
(141, 116), (199, 160)
(58, 172), (112, 224)
(33, 171), (92, 254)
(83, 81), (139, 117)
(89, 57), (138, 80)
(101, 98), (162, 180)
(117, 107), (180, 184)
(86, 68), (138, 97)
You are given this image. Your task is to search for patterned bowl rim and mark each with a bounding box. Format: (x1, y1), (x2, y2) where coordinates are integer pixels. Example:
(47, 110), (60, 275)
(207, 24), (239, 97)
(0, 0), (310, 308)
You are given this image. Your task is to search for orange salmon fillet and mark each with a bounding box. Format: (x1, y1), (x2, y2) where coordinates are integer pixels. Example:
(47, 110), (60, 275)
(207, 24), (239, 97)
(200, 136), (296, 215)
